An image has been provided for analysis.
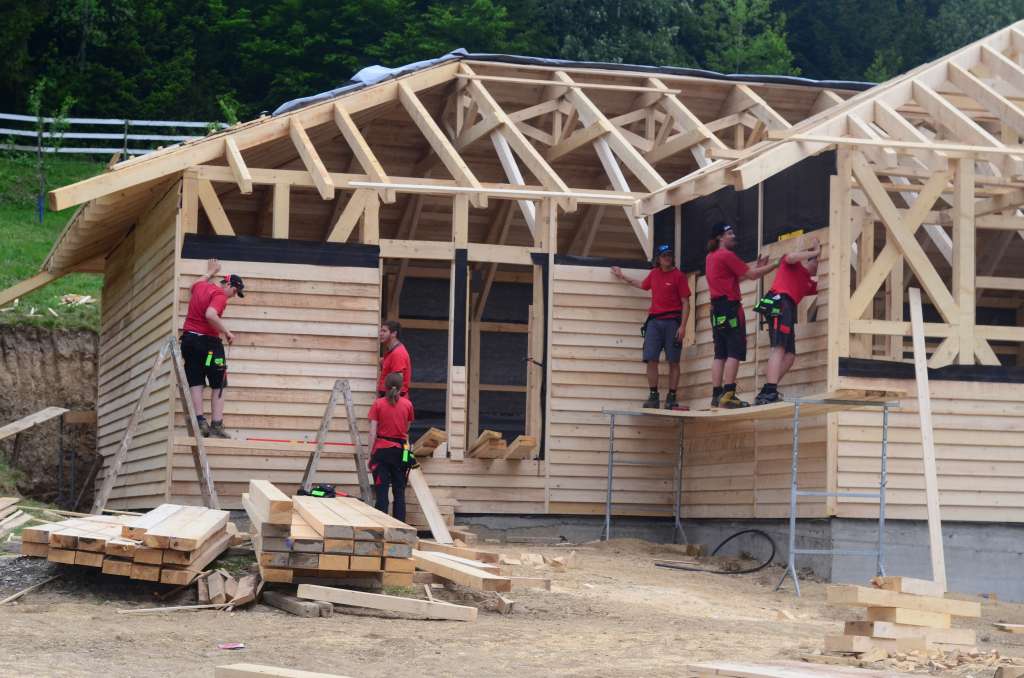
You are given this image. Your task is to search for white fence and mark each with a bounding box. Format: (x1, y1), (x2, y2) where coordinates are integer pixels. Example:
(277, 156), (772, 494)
(1, 112), (229, 157)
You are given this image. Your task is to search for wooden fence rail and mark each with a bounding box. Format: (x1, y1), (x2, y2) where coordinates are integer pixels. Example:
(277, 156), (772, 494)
(1, 111), (228, 157)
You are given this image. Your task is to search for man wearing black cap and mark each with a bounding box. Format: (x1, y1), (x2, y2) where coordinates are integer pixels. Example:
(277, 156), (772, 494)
(180, 258), (244, 438)
(705, 223), (777, 408)
(611, 243), (691, 409)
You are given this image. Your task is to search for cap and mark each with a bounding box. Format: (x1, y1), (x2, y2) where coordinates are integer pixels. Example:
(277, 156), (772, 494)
(223, 274), (245, 298)
(654, 243), (674, 257)
(711, 222), (735, 238)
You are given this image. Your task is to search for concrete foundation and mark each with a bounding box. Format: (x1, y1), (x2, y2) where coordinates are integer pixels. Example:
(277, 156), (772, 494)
(459, 514), (1024, 602)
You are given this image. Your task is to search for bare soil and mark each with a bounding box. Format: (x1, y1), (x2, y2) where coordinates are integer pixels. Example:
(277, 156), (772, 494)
(1, 539), (1022, 678)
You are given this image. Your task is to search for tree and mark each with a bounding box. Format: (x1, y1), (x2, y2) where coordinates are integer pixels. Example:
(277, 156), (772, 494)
(930, 0), (1024, 53)
(538, 0), (697, 66)
(696, 0), (799, 75)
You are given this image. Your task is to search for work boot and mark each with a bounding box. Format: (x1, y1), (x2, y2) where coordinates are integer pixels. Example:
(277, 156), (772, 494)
(664, 393), (679, 410)
(197, 417), (211, 437)
(710, 393), (721, 408)
(642, 391), (660, 409)
(209, 420), (231, 439)
(718, 390), (749, 409)
(755, 390), (783, 406)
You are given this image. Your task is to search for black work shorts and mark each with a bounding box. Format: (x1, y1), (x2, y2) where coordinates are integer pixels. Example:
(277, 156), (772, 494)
(710, 298), (747, 362)
(180, 332), (227, 389)
(767, 294), (798, 355)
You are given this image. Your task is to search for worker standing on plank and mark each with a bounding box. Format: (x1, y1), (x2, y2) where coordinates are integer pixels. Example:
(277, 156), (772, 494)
(705, 223), (778, 409)
(378, 320), (411, 397)
(753, 236), (821, 405)
(611, 244), (691, 409)
(367, 372), (416, 521)
(180, 258), (244, 438)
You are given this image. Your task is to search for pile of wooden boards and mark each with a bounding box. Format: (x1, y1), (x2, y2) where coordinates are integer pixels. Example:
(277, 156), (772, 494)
(825, 577), (980, 654)
(196, 569), (258, 608)
(244, 480), (418, 588)
(20, 504), (232, 585)
(0, 497), (33, 537)
(411, 427), (447, 457)
(687, 660), (918, 677)
(465, 430), (537, 460)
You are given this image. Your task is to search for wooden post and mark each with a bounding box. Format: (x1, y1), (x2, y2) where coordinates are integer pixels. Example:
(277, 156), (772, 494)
(169, 343), (220, 509)
(300, 380), (344, 492)
(272, 183), (289, 239)
(909, 287), (947, 591)
(887, 255), (904, 360)
(827, 147), (853, 389)
(468, 323), (481, 442)
(181, 173), (199, 234)
(952, 158), (976, 365)
(853, 218), (875, 357)
(92, 338), (173, 513)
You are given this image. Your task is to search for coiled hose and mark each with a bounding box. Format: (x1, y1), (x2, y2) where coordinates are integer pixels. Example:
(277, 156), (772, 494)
(655, 528), (777, 575)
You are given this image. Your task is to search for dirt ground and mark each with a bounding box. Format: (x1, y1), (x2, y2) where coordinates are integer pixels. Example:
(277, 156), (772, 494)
(1, 539), (1022, 678)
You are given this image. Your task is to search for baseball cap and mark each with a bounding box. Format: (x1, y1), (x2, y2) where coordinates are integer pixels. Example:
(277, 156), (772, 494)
(223, 274), (245, 298)
(654, 243), (674, 257)
(710, 222), (735, 238)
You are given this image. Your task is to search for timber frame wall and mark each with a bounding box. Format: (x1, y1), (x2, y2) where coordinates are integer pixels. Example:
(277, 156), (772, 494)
(35, 32), (1024, 522)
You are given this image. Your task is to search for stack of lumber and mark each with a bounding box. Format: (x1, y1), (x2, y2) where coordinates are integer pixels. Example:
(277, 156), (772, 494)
(244, 480), (418, 588)
(687, 660), (918, 677)
(411, 428), (447, 457)
(825, 577), (980, 654)
(20, 504), (231, 585)
(0, 497), (33, 537)
(465, 430), (537, 460)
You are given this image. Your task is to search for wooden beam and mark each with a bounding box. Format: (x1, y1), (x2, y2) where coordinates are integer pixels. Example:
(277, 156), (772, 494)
(453, 72), (679, 94)
(411, 549), (510, 592)
(848, 115), (898, 167)
(850, 153), (959, 323)
(453, 193), (469, 246)
(297, 584), (476, 622)
(0, 271), (61, 307)
(490, 131), (536, 235)
(554, 70), (667, 193)
(592, 137), (651, 257)
(872, 100), (947, 171)
(328, 191), (371, 244)
(811, 89), (845, 114)
(195, 179), (235, 236)
(362, 191), (379, 244)
(948, 61), (1024, 140)
(223, 137), (252, 194)
(387, 194), (425, 316)
(398, 81), (486, 209)
(288, 117), (335, 200)
(545, 123), (607, 161)
(952, 158), (978, 365)
(407, 468), (453, 544)
(473, 200), (515, 321)
(908, 287), (947, 591)
(272, 182), (289, 239)
(720, 83), (791, 130)
(333, 103), (394, 203)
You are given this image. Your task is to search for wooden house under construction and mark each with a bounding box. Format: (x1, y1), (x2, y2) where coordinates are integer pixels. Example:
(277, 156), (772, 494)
(8, 23), (1024, 538)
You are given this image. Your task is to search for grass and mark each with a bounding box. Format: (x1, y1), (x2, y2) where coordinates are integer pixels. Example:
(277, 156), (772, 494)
(0, 152), (106, 331)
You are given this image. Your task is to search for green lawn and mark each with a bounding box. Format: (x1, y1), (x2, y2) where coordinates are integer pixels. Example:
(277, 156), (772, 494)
(0, 152), (106, 331)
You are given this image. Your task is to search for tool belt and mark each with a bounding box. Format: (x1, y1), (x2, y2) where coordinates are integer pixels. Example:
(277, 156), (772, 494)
(710, 297), (740, 330)
(753, 291), (784, 329)
(378, 435), (417, 468)
(641, 311), (682, 337)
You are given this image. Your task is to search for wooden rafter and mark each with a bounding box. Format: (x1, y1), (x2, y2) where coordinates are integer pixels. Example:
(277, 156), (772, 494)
(333, 103), (395, 203)
(195, 179), (234, 236)
(223, 138), (252, 194)
(288, 118), (335, 200)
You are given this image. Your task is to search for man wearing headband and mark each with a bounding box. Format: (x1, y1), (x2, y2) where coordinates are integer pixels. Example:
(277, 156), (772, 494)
(612, 243), (691, 409)
(705, 223), (777, 408)
(180, 258), (245, 438)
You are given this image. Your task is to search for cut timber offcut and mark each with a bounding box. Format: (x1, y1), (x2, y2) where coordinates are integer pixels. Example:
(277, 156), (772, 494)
(412, 549), (511, 592)
(297, 584), (477, 621)
(216, 663), (354, 678)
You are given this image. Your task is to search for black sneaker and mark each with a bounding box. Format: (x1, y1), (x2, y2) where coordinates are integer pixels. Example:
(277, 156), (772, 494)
(755, 390), (782, 406)
(718, 390), (749, 408)
(642, 393), (660, 409)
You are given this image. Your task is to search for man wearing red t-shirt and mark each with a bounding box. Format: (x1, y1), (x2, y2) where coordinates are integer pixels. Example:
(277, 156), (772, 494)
(180, 258), (245, 438)
(611, 244), (691, 410)
(377, 320), (411, 397)
(705, 223), (777, 409)
(368, 372), (416, 521)
(754, 236), (821, 405)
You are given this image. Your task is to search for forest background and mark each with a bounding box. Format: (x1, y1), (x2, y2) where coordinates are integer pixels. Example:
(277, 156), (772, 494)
(4, 0), (1024, 122)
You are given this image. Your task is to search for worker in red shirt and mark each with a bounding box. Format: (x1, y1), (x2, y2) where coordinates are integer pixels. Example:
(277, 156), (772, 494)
(611, 244), (691, 409)
(754, 236), (821, 405)
(705, 223), (778, 409)
(367, 372), (416, 521)
(377, 320), (411, 397)
(180, 259), (244, 438)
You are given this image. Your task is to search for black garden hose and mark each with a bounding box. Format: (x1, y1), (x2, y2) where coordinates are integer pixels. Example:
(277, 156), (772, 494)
(655, 528), (777, 575)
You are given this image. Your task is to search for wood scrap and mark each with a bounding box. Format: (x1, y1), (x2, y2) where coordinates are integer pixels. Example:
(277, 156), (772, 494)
(406, 468), (453, 544)
(297, 584), (477, 621)
(117, 603), (231, 614)
(412, 549), (511, 592)
(215, 664), (353, 678)
(466, 429), (502, 457)
(995, 623), (1024, 634)
(262, 590), (322, 618)
(502, 435), (537, 459)
(0, 575), (62, 605)
(411, 428), (447, 457)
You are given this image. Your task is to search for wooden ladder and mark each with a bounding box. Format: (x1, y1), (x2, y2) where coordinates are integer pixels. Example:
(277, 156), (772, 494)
(92, 336), (219, 513)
